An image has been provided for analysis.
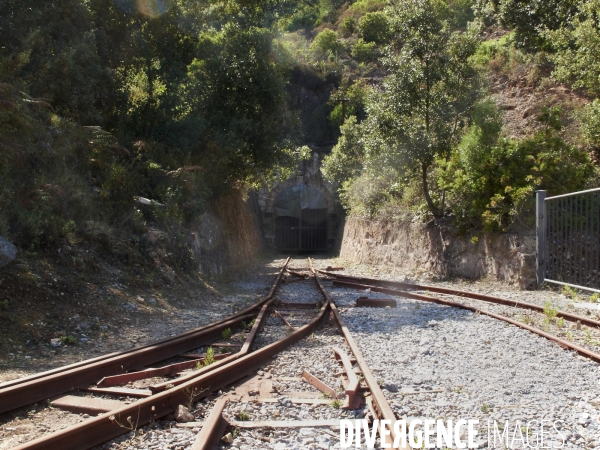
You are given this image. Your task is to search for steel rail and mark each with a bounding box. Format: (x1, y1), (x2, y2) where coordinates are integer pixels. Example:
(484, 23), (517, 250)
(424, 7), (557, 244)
(1, 258), (289, 391)
(309, 259), (407, 449)
(13, 262), (331, 450)
(333, 280), (600, 364)
(319, 271), (600, 329)
(0, 258), (290, 414)
(148, 298), (274, 393)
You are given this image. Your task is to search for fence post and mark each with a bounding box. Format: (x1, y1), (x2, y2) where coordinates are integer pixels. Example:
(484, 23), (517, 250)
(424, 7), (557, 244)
(536, 190), (547, 288)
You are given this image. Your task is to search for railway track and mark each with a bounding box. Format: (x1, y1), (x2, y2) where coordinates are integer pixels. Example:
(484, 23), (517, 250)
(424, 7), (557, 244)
(2, 258), (599, 449)
(318, 270), (600, 362)
(0, 259), (399, 450)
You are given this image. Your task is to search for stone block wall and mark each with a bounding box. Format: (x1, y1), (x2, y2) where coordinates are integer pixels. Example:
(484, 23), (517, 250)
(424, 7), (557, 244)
(340, 217), (537, 289)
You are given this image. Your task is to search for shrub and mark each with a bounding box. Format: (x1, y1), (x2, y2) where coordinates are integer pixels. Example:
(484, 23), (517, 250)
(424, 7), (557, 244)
(439, 106), (597, 232)
(351, 39), (378, 64)
(340, 17), (357, 36)
(358, 12), (390, 45)
(310, 29), (345, 58)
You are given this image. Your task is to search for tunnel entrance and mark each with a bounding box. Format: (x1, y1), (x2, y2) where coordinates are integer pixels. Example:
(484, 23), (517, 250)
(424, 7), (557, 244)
(273, 185), (328, 251)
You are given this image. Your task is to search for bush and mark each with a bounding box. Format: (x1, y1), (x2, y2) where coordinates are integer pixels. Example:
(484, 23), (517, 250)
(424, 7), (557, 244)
(439, 106), (597, 231)
(340, 17), (357, 36)
(470, 32), (515, 68)
(351, 39), (378, 64)
(310, 29), (345, 58)
(546, 2), (600, 96)
(488, 0), (579, 50)
(358, 12), (390, 45)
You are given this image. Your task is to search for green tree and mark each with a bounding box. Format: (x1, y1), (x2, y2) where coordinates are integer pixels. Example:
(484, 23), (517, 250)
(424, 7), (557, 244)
(310, 29), (344, 59)
(358, 12), (391, 45)
(184, 25), (292, 191)
(479, 0), (579, 49)
(0, 0), (108, 124)
(351, 39), (378, 64)
(322, 117), (365, 191)
(364, 0), (480, 217)
(546, 0), (600, 95)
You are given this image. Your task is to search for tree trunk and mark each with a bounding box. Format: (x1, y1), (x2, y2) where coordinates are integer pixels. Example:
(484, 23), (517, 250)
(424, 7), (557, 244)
(422, 162), (441, 218)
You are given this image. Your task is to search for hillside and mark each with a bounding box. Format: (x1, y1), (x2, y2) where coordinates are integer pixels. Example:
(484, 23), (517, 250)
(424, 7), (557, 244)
(2, 0), (600, 367)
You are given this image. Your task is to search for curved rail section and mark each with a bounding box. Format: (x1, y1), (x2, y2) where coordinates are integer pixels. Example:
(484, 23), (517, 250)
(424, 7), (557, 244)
(319, 270), (600, 329)
(325, 275), (600, 364)
(6, 259), (403, 450)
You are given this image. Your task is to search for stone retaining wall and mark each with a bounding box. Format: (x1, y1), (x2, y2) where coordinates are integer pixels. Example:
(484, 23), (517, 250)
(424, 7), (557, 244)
(340, 216), (537, 289)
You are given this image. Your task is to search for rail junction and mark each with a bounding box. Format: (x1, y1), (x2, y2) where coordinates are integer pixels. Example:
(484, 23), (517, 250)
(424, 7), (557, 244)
(1, 258), (599, 449)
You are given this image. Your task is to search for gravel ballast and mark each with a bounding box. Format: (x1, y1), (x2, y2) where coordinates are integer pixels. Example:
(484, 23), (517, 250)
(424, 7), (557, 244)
(315, 257), (600, 450)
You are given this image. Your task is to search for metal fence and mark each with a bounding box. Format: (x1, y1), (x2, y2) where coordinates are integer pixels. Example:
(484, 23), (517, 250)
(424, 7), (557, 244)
(537, 188), (600, 293)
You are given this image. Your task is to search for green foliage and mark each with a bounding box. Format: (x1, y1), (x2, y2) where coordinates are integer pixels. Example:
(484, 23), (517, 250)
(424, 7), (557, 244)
(221, 327), (232, 341)
(439, 106), (596, 231)
(204, 347), (215, 366)
(480, 0), (579, 50)
(340, 17), (357, 37)
(470, 33), (515, 68)
(561, 285), (579, 300)
(579, 99), (600, 149)
(322, 117), (366, 192)
(60, 335), (77, 346)
(546, 1), (600, 95)
(310, 29), (345, 59)
(348, 0), (386, 15)
(328, 80), (369, 127)
(237, 410), (251, 421)
(351, 39), (378, 64)
(365, 0), (481, 217)
(543, 301), (558, 320)
(448, 0), (475, 29)
(340, 168), (404, 217)
(358, 12), (391, 45)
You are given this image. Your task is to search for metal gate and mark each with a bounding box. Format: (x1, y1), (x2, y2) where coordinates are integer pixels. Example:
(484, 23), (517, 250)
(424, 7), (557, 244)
(537, 188), (600, 293)
(275, 208), (328, 251)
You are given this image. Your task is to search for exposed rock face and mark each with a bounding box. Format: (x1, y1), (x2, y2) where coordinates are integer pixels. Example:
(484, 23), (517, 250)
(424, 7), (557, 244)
(340, 217), (537, 289)
(0, 236), (17, 267)
(189, 190), (262, 275)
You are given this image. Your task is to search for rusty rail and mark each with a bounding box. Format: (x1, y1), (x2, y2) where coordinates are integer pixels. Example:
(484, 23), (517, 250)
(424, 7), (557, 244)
(7, 259), (405, 450)
(333, 279), (600, 364)
(0, 258), (290, 415)
(321, 271), (600, 329)
(309, 259), (406, 449)
(13, 260), (331, 450)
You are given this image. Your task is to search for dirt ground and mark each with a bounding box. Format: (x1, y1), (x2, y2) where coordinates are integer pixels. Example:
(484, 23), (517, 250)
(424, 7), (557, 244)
(0, 251), (282, 384)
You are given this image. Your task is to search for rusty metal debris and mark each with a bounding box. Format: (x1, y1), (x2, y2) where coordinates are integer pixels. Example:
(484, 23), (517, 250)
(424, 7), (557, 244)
(301, 370), (337, 399)
(323, 271), (600, 329)
(331, 347), (362, 409)
(309, 259), (406, 449)
(356, 296), (397, 308)
(190, 398), (228, 450)
(273, 310), (295, 331)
